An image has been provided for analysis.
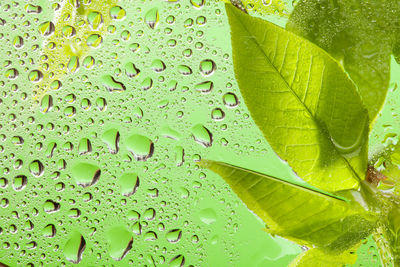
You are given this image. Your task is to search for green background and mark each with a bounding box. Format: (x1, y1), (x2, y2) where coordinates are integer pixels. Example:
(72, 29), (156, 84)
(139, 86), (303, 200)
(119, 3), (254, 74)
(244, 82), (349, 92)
(0, 0), (392, 266)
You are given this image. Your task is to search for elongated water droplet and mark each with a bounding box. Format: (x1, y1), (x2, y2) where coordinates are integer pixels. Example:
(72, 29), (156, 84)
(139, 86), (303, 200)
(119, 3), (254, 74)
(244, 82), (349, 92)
(107, 226), (133, 261)
(191, 124), (213, 147)
(118, 173), (140, 197)
(102, 129), (120, 154)
(145, 8), (159, 29)
(102, 75), (126, 92)
(64, 231), (86, 264)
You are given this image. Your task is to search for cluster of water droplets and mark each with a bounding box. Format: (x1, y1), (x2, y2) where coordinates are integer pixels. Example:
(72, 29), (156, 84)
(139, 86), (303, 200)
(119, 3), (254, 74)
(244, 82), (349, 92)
(0, 0), (277, 266)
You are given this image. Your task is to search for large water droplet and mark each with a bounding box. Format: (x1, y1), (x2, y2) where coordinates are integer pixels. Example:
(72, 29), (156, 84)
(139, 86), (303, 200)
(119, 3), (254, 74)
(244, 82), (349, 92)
(64, 231), (86, 264)
(29, 160), (44, 177)
(71, 163), (101, 187)
(102, 75), (126, 92)
(191, 124), (213, 147)
(107, 226), (133, 261)
(126, 134), (154, 161)
(118, 173), (140, 197)
(145, 8), (159, 29)
(102, 129), (120, 154)
(166, 229), (182, 243)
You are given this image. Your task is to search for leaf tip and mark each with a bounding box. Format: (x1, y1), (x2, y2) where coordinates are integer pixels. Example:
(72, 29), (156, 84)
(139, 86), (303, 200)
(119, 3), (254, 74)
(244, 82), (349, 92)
(196, 159), (213, 169)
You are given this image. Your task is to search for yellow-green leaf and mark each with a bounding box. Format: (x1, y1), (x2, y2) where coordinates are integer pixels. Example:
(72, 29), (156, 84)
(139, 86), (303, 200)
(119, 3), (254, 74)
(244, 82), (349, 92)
(289, 246), (358, 267)
(199, 160), (378, 252)
(226, 3), (369, 192)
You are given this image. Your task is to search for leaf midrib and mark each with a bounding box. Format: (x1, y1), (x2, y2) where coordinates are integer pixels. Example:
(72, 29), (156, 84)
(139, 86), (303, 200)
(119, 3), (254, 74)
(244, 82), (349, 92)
(229, 5), (363, 185)
(205, 160), (349, 202)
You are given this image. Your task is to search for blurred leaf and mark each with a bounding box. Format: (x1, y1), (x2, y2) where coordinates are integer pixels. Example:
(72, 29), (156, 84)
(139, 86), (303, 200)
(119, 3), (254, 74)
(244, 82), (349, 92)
(225, 3), (369, 192)
(35, 0), (118, 101)
(199, 160), (378, 252)
(287, 0), (396, 123)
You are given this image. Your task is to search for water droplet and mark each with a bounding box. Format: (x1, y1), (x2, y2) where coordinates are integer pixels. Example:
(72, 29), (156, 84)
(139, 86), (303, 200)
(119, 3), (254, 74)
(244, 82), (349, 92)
(196, 16), (207, 26)
(45, 142), (57, 158)
(195, 81), (213, 93)
(125, 62), (140, 78)
(144, 231), (158, 241)
(71, 163), (101, 187)
(211, 108), (225, 121)
(13, 36), (24, 49)
(132, 221), (142, 235)
(223, 92), (239, 107)
(107, 226), (133, 261)
(87, 11), (103, 30)
(4, 68), (19, 79)
(62, 25), (76, 38)
(102, 75), (126, 92)
(151, 59), (166, 72)
(38, 21), (55, 36)
(199, 208), (217, 224)
(67, 56), (80, 73)
(145, 8), (159, 29)
(50, 80), (62, 90)
(141, 77), (153, 91)
(143, 208), (156, 220)
(78, 138), (92, 155)
(191, 0), (205, 8)
(29, 160), (44, 177)
(199, 59), (216, 76)
(0, 178), (8, 188)
(133, 106), (143, 118)
(126, 134), (154, 161)
(13, 175), (27, 191)
(25, 4), (42, 13)
(82, 56), (95, 69)
(168, 80), (178, 91)
(169, 255), (185, 267)
(86, 34), (103, 48)
(28, 70), (43, 83)
(43, 200), (60, 213)
(129, 43), (140, 52)
(118, 173), (140, 197)
(178, 65), (192, 75)
(166, 229), (182, 243)
(64, 231), (86, 264)
(11, 136), (24, 145)
(102, 129), (120, 154)
(64, 106), (76, 117)
(191, 124), (213, 147)
(40, 95), (53, 113)
(127, 210), (140, 221)
(42, 224), (56, 238)
(96, 97), (107, 111)
(174, 146), (185, 166)
(110, 6), (126, 20)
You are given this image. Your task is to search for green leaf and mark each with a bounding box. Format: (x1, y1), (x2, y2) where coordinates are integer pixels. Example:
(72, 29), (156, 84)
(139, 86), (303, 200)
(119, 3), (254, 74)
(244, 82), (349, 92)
(225, 3), (369, 192)
(288, 246), (358, 267)
(199, 160), (378, 252)
(287, 0), (393, 123)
